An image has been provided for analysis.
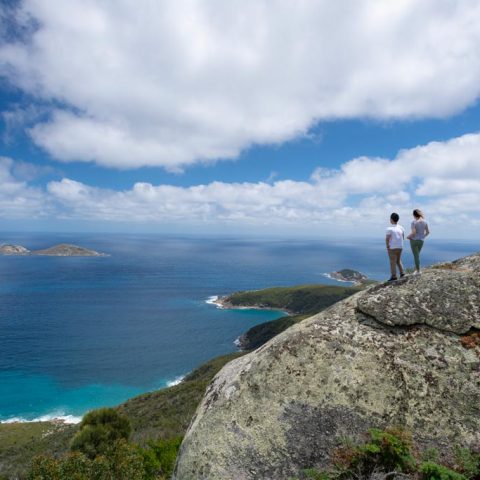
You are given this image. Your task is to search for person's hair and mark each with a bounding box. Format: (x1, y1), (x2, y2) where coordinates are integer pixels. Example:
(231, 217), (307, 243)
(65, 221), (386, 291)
(413, 209), (424, 219)
(390, 212), (400, 223)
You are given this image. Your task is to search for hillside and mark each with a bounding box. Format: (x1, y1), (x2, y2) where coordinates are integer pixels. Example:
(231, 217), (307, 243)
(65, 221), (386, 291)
(0, 352), (244, 478)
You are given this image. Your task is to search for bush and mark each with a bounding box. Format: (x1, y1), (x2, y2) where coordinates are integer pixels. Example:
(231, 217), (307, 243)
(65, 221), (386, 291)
(27, 440), (148, 480)
(453, 446), (480, 479)
(144, 437), (183, 479)
(333, 427), (416, 477)
(71, 408), (131, 459)
(27, 456), (61, 480)
(421, 461), (468, 480)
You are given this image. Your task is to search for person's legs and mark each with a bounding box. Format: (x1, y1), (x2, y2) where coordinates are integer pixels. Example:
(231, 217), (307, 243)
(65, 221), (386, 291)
(396, 249), (404, 275)
(388, 249), (397, 278)
(410, 240), (424, 271)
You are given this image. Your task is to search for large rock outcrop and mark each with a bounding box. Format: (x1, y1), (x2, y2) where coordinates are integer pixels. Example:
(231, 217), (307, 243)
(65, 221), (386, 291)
(173, 253), (480, 480)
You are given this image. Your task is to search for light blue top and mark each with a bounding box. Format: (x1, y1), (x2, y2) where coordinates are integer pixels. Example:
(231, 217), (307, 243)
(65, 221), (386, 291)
(411, 219), (428, 240)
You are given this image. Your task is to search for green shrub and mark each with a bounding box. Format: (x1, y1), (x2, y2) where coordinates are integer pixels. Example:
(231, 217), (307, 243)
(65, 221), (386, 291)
(58, 452), (91, 479)
(102, 440), (145, 480)
(71, 408), (131, 459)
(144, 436), (183, 479)
(421, 461), (468, 480)
(332, 427), (416, 478)
(422, 448), (441, 463)
(27, 440), (147, 480)
(453, 446), (480, 479)
(27, 456), (61, 480)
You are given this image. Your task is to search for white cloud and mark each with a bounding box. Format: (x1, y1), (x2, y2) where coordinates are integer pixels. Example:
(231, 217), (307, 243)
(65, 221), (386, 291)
(1, 131), (479, 235)
(1, 0), (480, 170)
(0, 157), (51, 217)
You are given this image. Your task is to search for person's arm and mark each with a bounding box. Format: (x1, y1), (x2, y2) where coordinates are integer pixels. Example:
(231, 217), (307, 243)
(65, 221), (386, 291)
(386, 233), (391, 250)
(407, 225), (416, 240)
(425, 223), (430, 238)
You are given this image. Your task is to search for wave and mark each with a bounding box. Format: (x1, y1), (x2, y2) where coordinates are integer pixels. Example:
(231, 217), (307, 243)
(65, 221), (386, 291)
(166, 375), (185, 387)
(205, 295), (223, 308)
(323, 272), (354, 284)
(1, 412), (82, 424)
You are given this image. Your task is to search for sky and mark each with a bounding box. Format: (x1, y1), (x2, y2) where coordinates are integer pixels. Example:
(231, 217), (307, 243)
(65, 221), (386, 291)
(0, 0), (480, 238)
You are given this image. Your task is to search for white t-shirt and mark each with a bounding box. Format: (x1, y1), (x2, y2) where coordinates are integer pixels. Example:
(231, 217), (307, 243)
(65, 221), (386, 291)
(386, 224), (404, 249)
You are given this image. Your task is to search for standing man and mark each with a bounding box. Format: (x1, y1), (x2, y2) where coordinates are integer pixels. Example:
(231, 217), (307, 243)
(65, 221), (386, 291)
(386, 212), (405, 282)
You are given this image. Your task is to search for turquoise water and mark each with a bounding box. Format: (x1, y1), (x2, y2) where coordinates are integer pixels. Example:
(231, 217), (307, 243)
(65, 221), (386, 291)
(0, 233), (477, 422)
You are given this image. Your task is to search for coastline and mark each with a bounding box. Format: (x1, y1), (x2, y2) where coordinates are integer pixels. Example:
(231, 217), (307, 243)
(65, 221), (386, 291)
(0, 413), (82, 425)
(0, 374), (187, 426)
(322, 273), (359, 285)
(205, 294), (292, 315)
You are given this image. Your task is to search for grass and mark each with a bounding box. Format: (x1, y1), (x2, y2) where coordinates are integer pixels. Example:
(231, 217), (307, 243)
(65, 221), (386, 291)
(117, 352), (246, 444)
(0, 421), (76, 479)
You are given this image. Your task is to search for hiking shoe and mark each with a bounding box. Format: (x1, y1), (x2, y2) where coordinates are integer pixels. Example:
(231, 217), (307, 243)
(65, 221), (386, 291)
(387, 276), (398, 282)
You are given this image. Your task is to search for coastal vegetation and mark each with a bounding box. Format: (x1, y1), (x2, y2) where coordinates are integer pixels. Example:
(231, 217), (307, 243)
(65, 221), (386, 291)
(222, 284), (360, 314)
(0, 353), (244, 478)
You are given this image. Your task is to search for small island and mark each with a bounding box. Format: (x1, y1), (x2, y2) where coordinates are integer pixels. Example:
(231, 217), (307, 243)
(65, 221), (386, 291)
(0, 243), (107, 257)
(328, 268), (369, 284)
(0, 245), (31, 255)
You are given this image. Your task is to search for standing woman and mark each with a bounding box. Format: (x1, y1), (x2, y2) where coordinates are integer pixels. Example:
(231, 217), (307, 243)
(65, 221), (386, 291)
(407, 209), (430, 274)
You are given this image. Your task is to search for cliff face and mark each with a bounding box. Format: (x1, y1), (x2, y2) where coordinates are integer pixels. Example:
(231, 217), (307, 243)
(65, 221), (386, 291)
(173, 253), (480, 480)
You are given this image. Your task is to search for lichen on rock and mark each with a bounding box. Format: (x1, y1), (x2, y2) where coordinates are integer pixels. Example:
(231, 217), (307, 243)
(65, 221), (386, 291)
(356, 253), (480, 334)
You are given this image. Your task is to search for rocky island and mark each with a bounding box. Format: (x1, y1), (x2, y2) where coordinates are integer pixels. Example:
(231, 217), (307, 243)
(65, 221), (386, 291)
(31, 243), (106, 256)
(328, 268), (369, 284)
(0, 243), (106, 257)
(0, 244), (30, 255)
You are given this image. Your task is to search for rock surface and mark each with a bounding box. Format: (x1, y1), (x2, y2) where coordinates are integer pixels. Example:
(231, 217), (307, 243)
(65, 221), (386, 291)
(0, 244), (30, 255)
(357, 254), (480, 334)
(173, 254), (480, 480)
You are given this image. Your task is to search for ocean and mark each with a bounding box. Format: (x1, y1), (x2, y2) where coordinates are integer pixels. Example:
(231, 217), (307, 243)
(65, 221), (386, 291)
(0, 233), (477, 423)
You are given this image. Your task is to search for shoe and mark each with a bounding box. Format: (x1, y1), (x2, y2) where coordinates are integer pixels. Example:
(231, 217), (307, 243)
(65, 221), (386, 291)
(387, 276), (398, 282)
(413, 270), (421, 276)
(400, 273), (406, 278)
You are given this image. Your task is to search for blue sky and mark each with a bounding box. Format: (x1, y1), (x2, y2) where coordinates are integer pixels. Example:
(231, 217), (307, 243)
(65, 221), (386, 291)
(1, 1), (480, 237)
